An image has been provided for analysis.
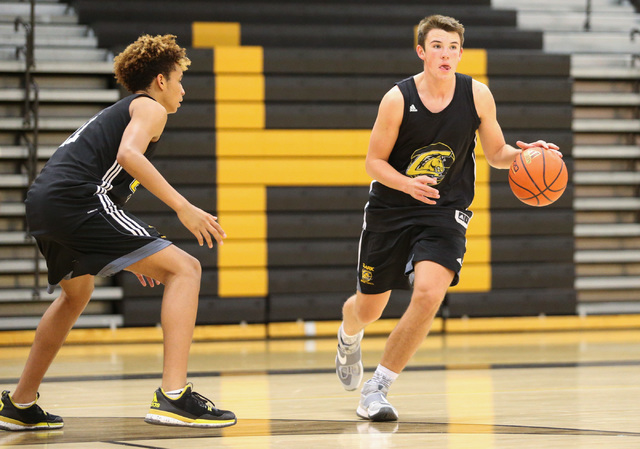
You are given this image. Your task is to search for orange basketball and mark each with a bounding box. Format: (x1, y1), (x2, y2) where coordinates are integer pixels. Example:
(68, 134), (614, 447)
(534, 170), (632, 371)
(508, 148), (567, 207)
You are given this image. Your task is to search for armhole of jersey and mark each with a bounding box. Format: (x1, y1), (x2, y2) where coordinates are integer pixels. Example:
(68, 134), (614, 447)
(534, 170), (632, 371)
(395, 80), (411, 130)
(464, 74), (481, 128)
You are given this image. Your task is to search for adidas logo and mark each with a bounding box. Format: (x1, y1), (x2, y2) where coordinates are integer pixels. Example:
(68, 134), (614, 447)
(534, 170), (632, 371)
(150, 393), (160, 409)
(409, 104), (418, 112)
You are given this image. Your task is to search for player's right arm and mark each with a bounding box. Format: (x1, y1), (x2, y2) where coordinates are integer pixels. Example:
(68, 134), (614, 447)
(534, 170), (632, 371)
(117, 96), (226, 248)
(365, 86), (440, 205)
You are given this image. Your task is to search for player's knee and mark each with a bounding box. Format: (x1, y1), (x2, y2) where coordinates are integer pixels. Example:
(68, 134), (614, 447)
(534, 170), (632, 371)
(60, 287), (93, 313)
(353, 299), (384, 324)
(176, 253), (201, 281)
(410, 283), (444, 315)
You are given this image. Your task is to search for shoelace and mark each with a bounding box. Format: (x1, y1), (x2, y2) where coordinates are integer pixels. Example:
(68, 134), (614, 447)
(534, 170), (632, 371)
(191, 391), (216, 412)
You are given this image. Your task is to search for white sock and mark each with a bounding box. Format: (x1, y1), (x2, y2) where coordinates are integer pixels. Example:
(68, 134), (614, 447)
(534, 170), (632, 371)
(15, 399), (36, 408)
(370, 364), (399, 390)
(164, 387), (185, 399)
(339, 323), (362, 346)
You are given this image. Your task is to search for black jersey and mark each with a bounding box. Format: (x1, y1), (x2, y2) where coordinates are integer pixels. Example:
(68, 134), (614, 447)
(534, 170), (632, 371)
(25, 93), (159, 235)
(364, 73), (481, 232)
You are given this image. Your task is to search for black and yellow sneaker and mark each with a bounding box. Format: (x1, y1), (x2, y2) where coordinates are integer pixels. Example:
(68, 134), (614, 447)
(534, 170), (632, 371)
(144, 383), (236, 428)
(0, 391), (64, 431)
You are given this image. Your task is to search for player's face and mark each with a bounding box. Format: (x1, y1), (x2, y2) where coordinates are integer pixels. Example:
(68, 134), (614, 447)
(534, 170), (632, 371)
(418, 29), (462, 78)
(162, 65), (185, 114)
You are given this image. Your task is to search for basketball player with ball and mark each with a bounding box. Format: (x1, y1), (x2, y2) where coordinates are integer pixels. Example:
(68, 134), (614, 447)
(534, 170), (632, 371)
(335, 14), (564, 421)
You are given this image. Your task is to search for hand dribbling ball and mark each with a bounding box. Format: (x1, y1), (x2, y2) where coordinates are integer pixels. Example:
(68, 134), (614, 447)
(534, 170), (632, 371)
(508, 148), (567, 207)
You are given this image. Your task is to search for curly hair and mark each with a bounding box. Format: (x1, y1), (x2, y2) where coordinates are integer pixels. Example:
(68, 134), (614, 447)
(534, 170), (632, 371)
(113, 34), (191, 93)
(416, 15), (465, 49)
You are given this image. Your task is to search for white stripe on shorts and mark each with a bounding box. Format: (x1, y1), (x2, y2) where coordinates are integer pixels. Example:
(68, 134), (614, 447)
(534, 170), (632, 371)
(97, 193), (150, 237)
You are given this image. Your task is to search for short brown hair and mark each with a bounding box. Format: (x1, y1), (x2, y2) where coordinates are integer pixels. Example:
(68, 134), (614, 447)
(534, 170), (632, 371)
(113, 34), (191, 93)
(416, 15), (465, 48)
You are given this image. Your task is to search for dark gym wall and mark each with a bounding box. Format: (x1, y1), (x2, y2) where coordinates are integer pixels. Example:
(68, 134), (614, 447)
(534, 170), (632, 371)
(68, 0), (576, 326)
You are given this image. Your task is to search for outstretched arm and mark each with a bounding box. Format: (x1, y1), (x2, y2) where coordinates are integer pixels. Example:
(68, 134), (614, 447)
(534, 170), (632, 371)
(116, 96), (226, 248)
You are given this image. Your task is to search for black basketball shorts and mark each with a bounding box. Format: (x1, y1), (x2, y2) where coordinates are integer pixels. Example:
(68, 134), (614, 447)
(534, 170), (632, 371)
(33, 209), (172, 293)
(357, 225), (467, 295)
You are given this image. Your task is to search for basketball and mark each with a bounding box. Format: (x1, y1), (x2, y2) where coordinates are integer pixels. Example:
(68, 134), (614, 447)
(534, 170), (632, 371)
(508, 147), (567, 207)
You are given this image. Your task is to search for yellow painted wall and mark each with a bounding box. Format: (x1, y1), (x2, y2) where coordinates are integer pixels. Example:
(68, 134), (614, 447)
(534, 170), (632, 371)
(193, 22), (490, 297)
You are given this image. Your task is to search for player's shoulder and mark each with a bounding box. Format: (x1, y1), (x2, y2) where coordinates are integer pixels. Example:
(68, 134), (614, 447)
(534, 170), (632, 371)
(131, 94), (164, 110)
(471, 78), (491, 96)
(382, 84), (404, 105)
(130, 94), (167, 119)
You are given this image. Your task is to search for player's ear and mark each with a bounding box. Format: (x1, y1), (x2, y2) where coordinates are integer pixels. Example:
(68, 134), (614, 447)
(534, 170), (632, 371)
(416, 44), (425, 60)
(156, 74), (165, 89)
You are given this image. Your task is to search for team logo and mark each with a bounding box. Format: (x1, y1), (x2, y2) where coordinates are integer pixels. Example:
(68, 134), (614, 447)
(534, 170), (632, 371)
(361, 263), (374, 285)
(405, 142), (455, 184)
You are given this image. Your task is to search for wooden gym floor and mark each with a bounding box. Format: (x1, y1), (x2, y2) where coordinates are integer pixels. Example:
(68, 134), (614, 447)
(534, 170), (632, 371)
(1, 315), (640, 448)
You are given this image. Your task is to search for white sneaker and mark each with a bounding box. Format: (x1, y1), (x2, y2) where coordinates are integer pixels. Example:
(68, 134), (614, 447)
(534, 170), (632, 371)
(356, 381), (399, 422)
(335, 326), (364, 391)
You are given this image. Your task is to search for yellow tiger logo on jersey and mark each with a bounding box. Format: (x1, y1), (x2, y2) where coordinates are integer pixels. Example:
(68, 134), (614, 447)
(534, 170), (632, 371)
(405, 142), (455, 184)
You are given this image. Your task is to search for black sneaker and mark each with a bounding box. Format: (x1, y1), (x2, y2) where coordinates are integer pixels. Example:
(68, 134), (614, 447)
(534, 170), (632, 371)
(144, 383), (236, 428)
(0, 390), (64, 431)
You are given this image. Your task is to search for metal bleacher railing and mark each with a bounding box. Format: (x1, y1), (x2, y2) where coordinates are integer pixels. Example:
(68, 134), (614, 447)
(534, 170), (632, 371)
(13, 0), (40, 300)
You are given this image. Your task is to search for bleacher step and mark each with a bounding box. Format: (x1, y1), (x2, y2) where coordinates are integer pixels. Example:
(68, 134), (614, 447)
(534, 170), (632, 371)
(0, 23), (90, 38)
(0, 60), (113, 74)
(0, 47), (110, 62)
(516, 11), (639, 32)
(573, 92), (640, 106)
(0, 174), (28, 188)
(0, 232), (32, 245)
(574, 171), (640, 185)
(573, 145), (640, 158)
(0, 88), (119, 103)
(575, 223), (640, 237)
(0, 259), (45, 273)
(0, 35), (97, 49)
(573, 118), (640, 133)
(574, 197), (640, 210)
(0, 145), (56, 159)
(0, 202), (26, 216)
(575, 250), (640, 263)
(576, 276), (640, 290)
(0, 117), (86, 131)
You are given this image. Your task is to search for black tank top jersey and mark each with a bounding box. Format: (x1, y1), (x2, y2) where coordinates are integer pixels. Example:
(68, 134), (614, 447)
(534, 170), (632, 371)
(25, 93), (159, 235)
(365, 73), (481, 232)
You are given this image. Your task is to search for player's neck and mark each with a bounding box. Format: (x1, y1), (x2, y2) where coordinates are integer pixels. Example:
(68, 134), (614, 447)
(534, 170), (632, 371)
(416, 72), (455, 97)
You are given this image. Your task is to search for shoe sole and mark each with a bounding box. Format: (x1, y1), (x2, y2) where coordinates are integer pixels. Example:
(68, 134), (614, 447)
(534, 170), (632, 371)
(356, 405), (399, 422)
(0, 418), (64, 431)
(145, 412), (237, 428)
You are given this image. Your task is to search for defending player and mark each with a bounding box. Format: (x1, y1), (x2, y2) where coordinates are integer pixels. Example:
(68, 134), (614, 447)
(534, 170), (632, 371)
(0, 34), (236, 430)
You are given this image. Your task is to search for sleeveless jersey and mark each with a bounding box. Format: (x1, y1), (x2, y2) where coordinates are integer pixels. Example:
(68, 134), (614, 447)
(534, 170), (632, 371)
(364, 73), (481, 232)
(25, 93), (160, 235)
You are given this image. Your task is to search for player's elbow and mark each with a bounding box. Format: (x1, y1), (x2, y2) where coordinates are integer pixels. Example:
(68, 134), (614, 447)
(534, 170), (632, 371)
(116, 147), (138, 169)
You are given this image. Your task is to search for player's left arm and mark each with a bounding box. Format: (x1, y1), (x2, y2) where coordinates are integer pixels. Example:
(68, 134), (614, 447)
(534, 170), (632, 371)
(473, 79), (561, 170)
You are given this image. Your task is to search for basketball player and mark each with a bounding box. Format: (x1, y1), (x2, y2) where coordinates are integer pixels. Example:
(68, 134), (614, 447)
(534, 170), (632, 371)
(0, 35), (236, 430)
(335, 15), (562, 421)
